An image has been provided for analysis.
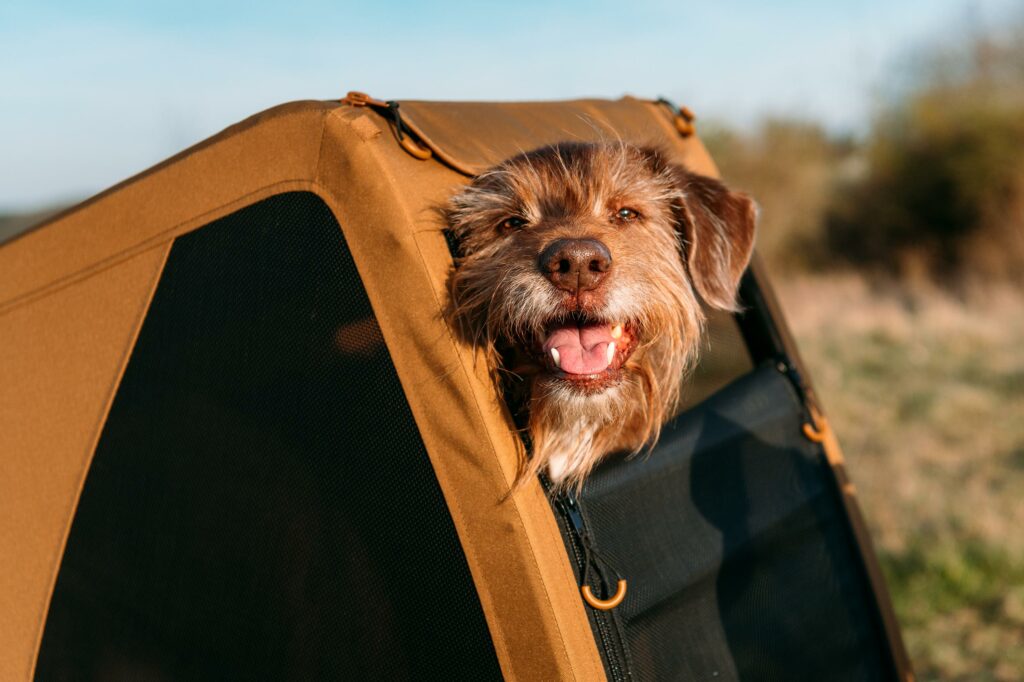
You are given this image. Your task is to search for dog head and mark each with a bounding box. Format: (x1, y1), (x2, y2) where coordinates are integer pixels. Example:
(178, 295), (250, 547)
(445, 142), (756, 491)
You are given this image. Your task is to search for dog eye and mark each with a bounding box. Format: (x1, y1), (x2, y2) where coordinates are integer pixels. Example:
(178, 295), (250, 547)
(615, 208), (640, 222)
(501, 216), (528, 230)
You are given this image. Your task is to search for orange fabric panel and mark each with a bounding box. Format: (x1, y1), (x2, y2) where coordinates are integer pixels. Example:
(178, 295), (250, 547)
(0, 96), (721, 681)
(315, 108), (608, 680)
(0, 243), (170, 681)
(398, 97), (718, 177)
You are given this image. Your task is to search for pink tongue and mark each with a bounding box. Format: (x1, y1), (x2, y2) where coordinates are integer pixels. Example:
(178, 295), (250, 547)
(542, 323), (614, 375)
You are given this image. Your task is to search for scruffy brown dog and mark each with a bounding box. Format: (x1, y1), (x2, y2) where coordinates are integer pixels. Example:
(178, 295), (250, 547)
(446, 142), (756, 491)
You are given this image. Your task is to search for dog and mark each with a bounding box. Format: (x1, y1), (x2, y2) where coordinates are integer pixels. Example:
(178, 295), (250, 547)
(445, 141), (756, 492)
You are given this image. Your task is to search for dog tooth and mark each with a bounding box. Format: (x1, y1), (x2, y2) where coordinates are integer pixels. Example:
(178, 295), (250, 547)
(606, 342), (616, 364)
(550, 347), (561, 368)
(611, 324), (623, 339)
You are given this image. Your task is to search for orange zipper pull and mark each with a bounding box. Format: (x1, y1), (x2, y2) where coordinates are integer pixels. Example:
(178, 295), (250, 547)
(340, 91), (433, 160)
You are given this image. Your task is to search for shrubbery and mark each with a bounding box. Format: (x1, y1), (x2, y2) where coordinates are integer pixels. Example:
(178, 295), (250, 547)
(708, 25), (1024, 284)
(826, 45), (1024, 281)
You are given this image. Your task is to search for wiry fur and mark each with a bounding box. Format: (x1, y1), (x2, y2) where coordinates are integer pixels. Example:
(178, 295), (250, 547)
(445, 142), (757, 492)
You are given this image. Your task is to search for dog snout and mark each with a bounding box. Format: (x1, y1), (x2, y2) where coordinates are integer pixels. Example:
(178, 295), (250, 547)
(538, 238), (612, 292)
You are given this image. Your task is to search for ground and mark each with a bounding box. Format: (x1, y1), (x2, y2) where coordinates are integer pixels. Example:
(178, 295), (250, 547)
(776, 274), (1024, 681)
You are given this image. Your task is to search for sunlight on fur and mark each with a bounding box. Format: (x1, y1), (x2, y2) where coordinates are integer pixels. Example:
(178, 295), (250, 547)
(445, 141), (757, 492)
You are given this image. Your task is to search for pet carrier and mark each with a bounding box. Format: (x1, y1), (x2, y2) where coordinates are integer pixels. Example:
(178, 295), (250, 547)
(0, 94), (912, 680)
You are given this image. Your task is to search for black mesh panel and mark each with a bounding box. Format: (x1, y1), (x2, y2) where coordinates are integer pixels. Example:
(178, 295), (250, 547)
(36, 192), (502, 681)
(677, 308), (753, 412)
(572, 366), (896, 681)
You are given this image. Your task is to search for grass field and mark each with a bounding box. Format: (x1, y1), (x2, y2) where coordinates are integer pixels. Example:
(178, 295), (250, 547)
(775, 274), (1024, 681)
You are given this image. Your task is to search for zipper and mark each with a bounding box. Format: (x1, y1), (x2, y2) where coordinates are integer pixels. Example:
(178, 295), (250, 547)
(774, 355), (812, 411)
(774, 355), (831, 443)
(548, 482), (633, 681)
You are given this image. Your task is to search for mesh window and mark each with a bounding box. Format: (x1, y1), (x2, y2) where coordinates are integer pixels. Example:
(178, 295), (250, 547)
(677, 308), (753, 412)
(36, 192), (502, 681)
(572, 366), (896, 681)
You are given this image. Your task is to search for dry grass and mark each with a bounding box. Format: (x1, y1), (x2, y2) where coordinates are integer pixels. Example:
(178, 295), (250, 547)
(775, 273), (1024, 680)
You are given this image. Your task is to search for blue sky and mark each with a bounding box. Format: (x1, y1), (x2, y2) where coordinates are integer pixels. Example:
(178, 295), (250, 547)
(1, 0), (1020, 210)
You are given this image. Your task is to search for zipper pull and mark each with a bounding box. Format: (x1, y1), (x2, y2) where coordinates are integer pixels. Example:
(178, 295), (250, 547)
(562, 491), (628, 611)
(562, 490), (587, 538)
(340, 91), (433, 160)
(655, 97), (697, 137)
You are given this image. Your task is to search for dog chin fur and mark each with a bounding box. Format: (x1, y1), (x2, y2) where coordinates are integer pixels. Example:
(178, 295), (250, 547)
(444, 141), (756, 493)
(529, 373), (641, 485)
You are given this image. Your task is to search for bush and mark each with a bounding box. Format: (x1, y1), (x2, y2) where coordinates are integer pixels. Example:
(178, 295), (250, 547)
(823, 31), (1024, 283)
(704, 119), (851, 273)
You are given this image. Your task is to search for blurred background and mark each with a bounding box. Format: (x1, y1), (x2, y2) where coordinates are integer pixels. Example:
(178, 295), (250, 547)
(2, 1), (1022, 678)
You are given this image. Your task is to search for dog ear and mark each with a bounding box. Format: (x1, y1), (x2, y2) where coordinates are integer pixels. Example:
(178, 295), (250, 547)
(673, 169), (757, 311)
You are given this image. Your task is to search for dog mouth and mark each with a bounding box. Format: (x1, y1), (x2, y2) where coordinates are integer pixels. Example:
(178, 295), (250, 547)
(534, 314), (638, 388)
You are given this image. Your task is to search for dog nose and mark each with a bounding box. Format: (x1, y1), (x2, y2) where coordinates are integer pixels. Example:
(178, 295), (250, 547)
(538, 238), (612, 292)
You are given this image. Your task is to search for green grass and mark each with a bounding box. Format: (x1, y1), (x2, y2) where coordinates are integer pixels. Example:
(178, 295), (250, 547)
(777, 275), (1024, 680)
(882, 540), (1024, 623)
(880, 540), (1024, 681)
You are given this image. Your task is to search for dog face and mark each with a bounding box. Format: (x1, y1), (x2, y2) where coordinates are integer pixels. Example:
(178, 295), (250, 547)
(445, 142), (756, 491)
